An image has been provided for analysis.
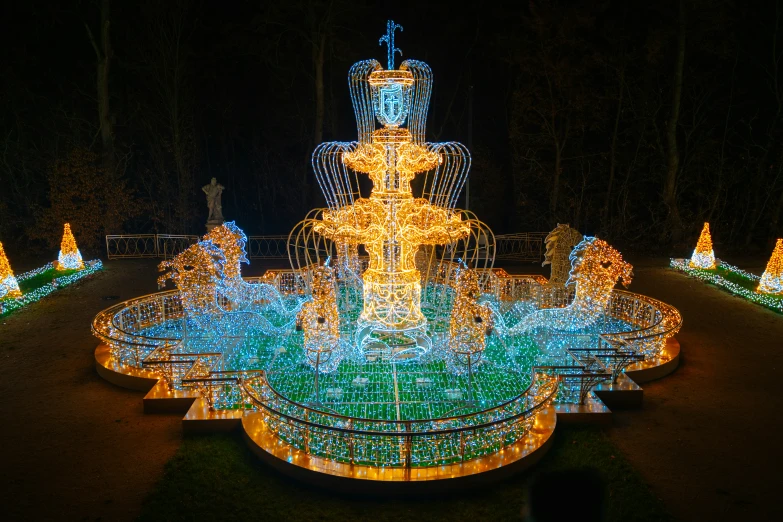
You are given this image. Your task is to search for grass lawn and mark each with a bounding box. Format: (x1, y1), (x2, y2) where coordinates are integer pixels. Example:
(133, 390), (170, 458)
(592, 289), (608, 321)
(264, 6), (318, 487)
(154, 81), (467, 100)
(138, 425), (671, 521)
(17, 267), (78, 293)
(695, 265), (783, 309)
(1, 264), (101, 317)
(1, 266), (77, 314)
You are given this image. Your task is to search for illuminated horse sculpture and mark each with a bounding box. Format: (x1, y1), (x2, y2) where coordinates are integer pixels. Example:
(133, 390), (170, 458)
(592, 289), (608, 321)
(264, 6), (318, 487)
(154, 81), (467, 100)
(446, 263), (495, 374)
(542, 223), (583, 287)
(158, 222), (300, 333)
(509, 237), (633, 333)
(203, 222), (301, 319)
(158, 240), (225, 325)
(296, 260), (342, 373)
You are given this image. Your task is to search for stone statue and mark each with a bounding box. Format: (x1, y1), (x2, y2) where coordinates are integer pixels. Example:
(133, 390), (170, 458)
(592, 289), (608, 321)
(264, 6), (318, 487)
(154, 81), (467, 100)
(202, 177), (225, 230)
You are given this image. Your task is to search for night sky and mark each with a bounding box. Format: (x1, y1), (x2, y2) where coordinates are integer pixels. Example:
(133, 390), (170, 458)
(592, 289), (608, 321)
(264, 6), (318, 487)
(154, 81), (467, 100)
(2, 0), (782, 255)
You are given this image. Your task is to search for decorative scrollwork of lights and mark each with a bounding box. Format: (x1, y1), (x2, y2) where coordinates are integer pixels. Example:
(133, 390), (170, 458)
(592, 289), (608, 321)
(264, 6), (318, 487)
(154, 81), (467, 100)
(296, 259), (342, 374)
(445, 262), (494, 375)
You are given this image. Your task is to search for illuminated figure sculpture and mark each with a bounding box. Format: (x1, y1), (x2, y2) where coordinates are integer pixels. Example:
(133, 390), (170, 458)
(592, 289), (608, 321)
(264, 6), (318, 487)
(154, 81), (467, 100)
(689, 222), (716, 269)
(57, 223), (84, 270)
(299, 20), (473, 360)
(510, 237), (633, 333)
(446, 263), (494, 374)
(758, 238), (783, 295)
(0, 242), (22, 299)
(202, 177), (225, 226)
(542, 223), (583, 287)
(296, 260), (342, 373)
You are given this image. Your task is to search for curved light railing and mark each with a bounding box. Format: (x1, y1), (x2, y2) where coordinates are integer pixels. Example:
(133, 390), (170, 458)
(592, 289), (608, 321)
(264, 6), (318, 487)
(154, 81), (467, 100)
(241, 369), (558, 468)
(603, 290), (682, 358)
(92, 290), (184, 367)
(93, 277), (680, 387)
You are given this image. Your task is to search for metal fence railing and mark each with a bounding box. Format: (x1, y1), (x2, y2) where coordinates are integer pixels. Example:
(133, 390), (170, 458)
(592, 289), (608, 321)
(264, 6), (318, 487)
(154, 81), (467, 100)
(107, 232), (548, 262)
(247, 235), (288, 259)
(495, 232), (548, 262)
(106, 234), (199, 259)
(106, 233), (290, 260)
(156, 234), (200, 259)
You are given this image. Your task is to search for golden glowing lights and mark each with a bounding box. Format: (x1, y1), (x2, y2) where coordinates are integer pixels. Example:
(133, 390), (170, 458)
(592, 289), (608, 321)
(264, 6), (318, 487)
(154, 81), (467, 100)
(296, 262), (342, 372)
(512, 237), (633, 333)
(542, 224), (583, 287)
(158, 239), (224, 319)
(447, 265), (494, 372)
(758, 238), (783, 295)
(158, 221), (298, 329)
(87, 20), (691, 481)
(203, 222), (248, 281)
(0, 242), (22, 299)
(689, 222), (716, 269)
(57, 223), (84, 270)
(314, 63), (471, 334)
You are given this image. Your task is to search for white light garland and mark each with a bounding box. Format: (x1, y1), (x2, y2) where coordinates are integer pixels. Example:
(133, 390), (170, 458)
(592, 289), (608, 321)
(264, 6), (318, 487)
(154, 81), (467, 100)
(670, 258), (783, 313)
(1, 260), (103, 316)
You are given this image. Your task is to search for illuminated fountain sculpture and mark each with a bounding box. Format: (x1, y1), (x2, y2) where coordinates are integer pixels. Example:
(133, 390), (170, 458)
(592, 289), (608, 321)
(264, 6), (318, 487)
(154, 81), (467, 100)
(92, 22), (683, 487)
(296, 23), (475, 361)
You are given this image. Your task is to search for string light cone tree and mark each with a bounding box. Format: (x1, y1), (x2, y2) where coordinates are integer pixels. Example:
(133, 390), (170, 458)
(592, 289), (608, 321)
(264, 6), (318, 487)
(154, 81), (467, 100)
(689, 222), (717, 269)
(758, 239), (783, 295)
(56, 223), (84, 270)
(0, 242), (22, 299)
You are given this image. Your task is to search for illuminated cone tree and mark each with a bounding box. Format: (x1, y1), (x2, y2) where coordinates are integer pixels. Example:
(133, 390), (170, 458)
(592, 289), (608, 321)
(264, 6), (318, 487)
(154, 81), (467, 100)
(0, 242), (22, 299)
(57, 223), (84, 270)
(689, 222), (717, 269)
(758, 239), (783, 294)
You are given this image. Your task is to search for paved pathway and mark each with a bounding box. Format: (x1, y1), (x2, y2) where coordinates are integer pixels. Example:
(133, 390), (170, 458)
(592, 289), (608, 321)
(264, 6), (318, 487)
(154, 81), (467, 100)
(608, 260), (783, 521)
(0, 259), (182, 521)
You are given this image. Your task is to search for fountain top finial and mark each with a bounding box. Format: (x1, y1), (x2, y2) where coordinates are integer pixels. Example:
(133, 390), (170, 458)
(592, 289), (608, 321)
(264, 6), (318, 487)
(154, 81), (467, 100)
(378, 20), (403, 70)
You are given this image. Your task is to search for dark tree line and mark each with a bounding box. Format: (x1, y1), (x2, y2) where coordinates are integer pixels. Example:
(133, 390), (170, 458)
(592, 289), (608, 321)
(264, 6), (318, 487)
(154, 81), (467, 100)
(1, 0), (782, 256)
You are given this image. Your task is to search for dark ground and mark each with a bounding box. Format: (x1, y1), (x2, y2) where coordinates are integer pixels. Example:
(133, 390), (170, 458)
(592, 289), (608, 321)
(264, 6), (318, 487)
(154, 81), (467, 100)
(0, 256), (781, 520)
(606, 256), (783, 521)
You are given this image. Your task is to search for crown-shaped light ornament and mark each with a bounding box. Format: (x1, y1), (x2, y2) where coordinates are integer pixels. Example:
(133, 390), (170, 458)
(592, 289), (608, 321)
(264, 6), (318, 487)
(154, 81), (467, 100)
(758, 239), (783, 295)
(57, 223), (84, 270)
(0, 242), (22, 299)
(689, 222), (716, 269)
